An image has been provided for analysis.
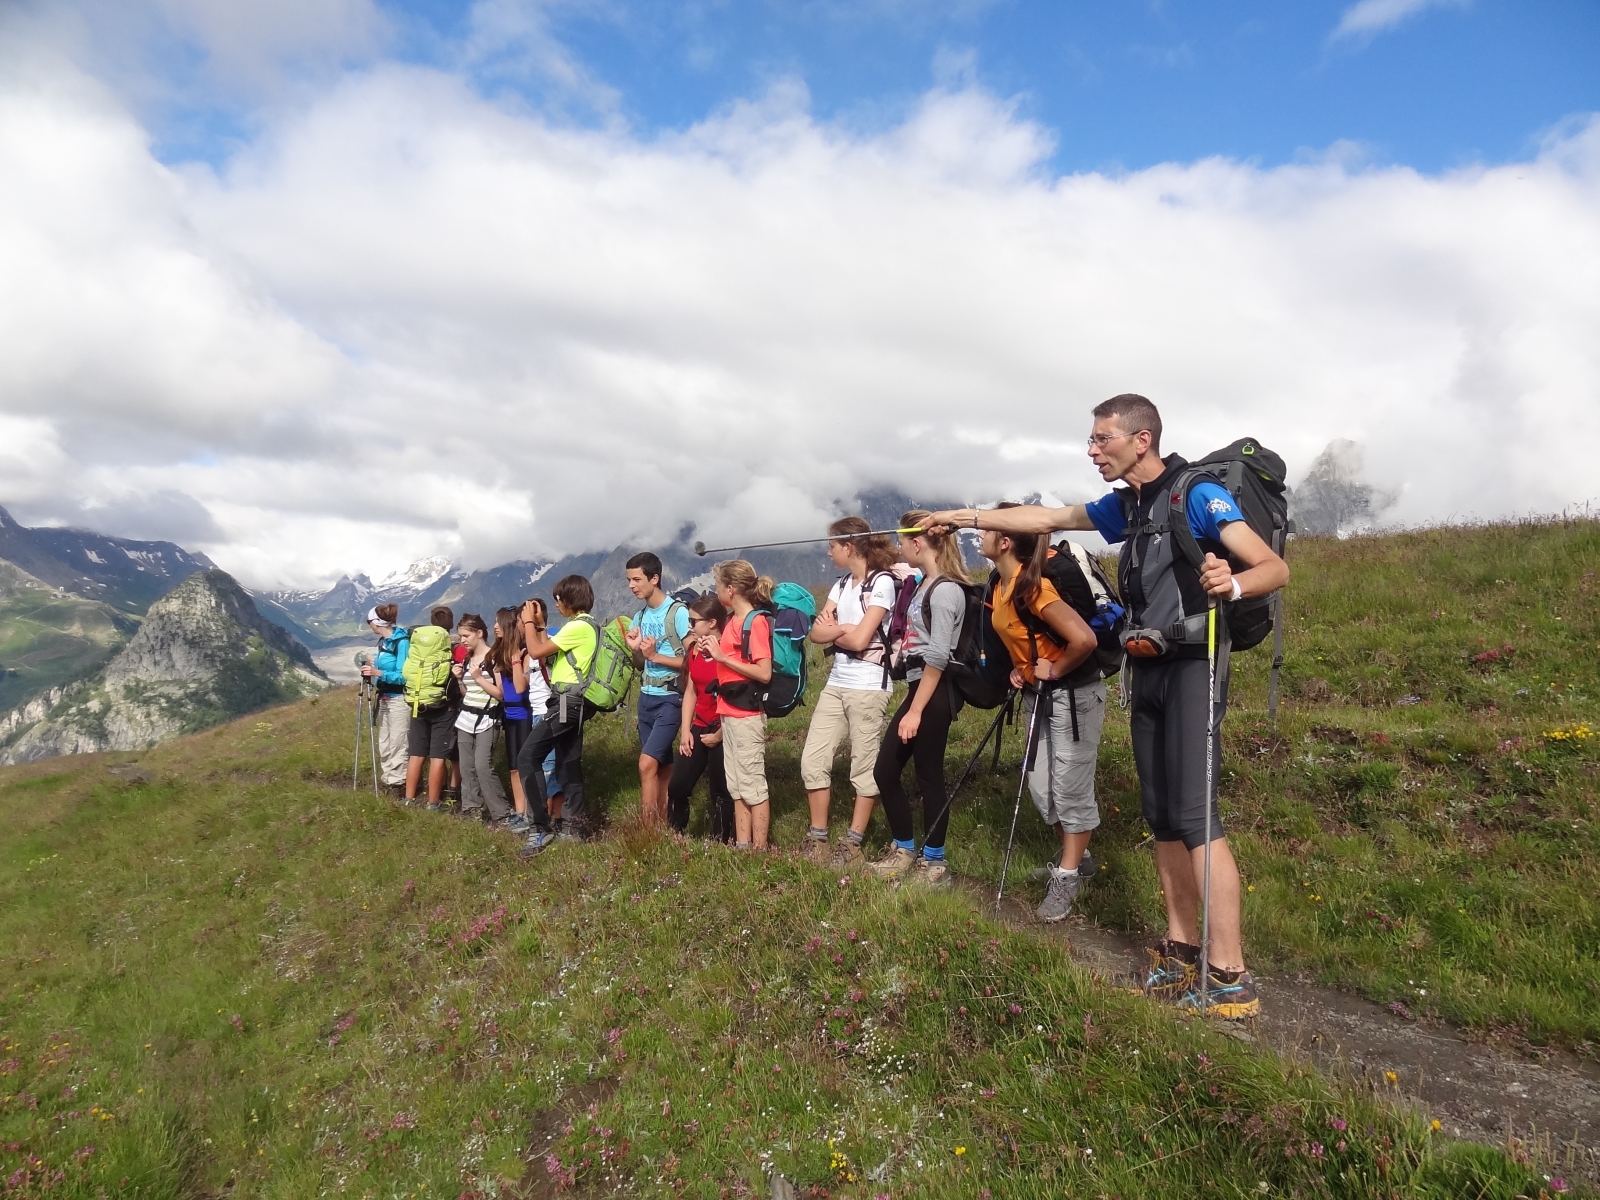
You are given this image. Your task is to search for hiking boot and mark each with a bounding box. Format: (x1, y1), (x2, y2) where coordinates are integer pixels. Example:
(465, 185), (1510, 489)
(908, 856), (952, 890)
(1035, 870), (1082, 923)
(1128, 940), (1198, 1004)
(1178, 968), (1261, 1020)
(554, 823), (584, 843)
(865, 845), (917, 881)
(800, 835), (832, 866)
(424, 801), (443, 813)
(521, 828), (556, 856)
(505, 813), (531, 834)
(829, 839), (866, 873)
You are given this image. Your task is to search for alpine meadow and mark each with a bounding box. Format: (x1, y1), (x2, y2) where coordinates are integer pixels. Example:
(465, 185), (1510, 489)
(1, 517), (1595, 1199)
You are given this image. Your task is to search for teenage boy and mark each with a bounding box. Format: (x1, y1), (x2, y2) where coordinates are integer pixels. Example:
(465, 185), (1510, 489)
(403, 606), (456, 810)
(927, 393), (1288, 1019)
(623, 552), (691, 826)
(516, 576), (600, 852)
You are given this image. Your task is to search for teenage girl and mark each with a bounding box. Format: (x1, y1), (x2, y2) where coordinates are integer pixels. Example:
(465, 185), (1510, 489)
(978, 505), (1100, 923)
(453, 613), (512, 825)
(701, 560), (774, 850)
(865, 511), (969, 887)
(801, 516), (901, 869)
(667, 594), (735, 841)
(492, 607), (533, 833)
(518, 598), (565, 822)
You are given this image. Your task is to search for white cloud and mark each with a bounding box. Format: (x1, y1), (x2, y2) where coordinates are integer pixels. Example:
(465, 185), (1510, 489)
(1331, 0), (1467, 42)
(0, 26), (1597, 589)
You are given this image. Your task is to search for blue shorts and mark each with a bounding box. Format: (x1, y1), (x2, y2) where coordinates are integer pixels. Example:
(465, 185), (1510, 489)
(638, 691), (683, 765)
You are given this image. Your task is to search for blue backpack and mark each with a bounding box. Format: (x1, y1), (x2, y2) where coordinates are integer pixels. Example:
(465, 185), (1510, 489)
(738, 582), (818, 718)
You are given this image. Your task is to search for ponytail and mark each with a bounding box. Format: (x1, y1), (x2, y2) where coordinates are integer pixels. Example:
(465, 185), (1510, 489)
(995, 501), (1047, 617)
(902, 510), (969, 582)
(714, 559), (775, 608)
(828, 515), (898, 575)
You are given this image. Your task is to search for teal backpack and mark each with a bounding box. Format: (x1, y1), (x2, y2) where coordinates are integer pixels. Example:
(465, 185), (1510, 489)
(736, 582), (817, 718)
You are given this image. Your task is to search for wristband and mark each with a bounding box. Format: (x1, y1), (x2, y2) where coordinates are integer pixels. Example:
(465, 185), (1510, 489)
(1229, 577), (1243, 602)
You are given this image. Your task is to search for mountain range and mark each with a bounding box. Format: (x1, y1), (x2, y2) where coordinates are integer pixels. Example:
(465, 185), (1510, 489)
(0, 506), (214, 712)
(262, 487), (948, 651)
(0, 570), (328, 765)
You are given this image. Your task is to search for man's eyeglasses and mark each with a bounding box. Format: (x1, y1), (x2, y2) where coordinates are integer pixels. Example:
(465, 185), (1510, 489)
(1086, 430), (1144, 448)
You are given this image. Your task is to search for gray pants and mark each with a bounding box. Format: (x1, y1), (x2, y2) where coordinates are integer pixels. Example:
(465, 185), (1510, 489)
(376, 693), (410, 786)
(457, 724), (510, 820)
(1024, 681), (1106, 835)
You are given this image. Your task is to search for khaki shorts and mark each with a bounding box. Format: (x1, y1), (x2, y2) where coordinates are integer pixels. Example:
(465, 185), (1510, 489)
(800, 684), (891, 796)
(721, 713), (769, 805)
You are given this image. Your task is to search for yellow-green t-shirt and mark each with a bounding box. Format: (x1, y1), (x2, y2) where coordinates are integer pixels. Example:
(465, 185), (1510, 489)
(548, 619), (598, 687)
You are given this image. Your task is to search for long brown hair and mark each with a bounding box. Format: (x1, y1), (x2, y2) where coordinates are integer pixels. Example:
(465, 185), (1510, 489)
(714, 559), (775, 607)
(902, 509), (968, 582)
(689, 593), (729, 631)
(994, 501), (1048, 618)
(489, 607), (523, 674)
(828, 515), (899, 574)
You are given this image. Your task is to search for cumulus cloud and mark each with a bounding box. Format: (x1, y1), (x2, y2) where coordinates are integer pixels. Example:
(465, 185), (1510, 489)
(0, 21), (1597, 588)
(1331, 0), (1468, 42)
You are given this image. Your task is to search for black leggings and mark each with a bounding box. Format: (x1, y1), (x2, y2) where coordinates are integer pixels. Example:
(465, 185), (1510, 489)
(667, 726), (734, 842)
(872, 678), (956, 850)
(516, 700), (587, 832)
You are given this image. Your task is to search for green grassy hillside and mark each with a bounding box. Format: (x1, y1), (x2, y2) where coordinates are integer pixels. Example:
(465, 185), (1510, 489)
(0, 570), (132, 713)
(0, 518), (1593, 1197)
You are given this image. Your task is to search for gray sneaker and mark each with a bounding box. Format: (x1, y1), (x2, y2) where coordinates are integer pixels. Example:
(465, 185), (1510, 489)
(1036, 870), (1082, 923)
(864, 845), (917, 881)
(908, 856), (952, 890)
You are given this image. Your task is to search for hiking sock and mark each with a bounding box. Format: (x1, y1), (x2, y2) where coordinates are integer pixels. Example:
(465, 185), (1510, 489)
(1050, 864), (1078, 879)
(1166, 940), (1201, 964)
(893, 838), (915, 853)
(845, 829), (864, 847)
(806, 826), (829, 842)
(922, 844), (945, 861)
(735, 841), (753, 851)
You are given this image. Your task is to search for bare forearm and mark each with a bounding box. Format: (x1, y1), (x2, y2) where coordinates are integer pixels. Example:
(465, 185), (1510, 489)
(908, 667), (943, 715)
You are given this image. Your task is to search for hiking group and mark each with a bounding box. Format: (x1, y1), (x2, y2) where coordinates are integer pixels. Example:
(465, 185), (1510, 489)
(358, 393), (1289, 1019)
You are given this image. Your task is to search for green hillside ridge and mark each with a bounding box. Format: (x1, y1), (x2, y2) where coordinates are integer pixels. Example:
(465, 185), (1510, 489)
(0, 518), (1593, 1197)
(0, 562), (134, 713)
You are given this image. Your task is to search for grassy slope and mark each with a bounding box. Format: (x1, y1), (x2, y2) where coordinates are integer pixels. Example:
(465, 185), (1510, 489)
(0, 704), (1554, 1200)
(0, 587), (130, 713)
(908, 517), (1600, 1048)
(0, 519), (1593, 1197)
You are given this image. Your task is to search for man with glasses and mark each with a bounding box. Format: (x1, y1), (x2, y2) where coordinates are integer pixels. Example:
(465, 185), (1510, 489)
(926, 393), (1288, 1018)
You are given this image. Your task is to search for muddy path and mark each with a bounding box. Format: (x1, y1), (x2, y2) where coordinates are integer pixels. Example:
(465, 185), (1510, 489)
(954, 875), (1600, 1183)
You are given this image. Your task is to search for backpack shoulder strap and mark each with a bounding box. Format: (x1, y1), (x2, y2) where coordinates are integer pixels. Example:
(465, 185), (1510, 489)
(738, 609), (773, 663)
(661, 599), (686, 656)
(1166, 465), (1221, 571)
(565, 614), (603, 689)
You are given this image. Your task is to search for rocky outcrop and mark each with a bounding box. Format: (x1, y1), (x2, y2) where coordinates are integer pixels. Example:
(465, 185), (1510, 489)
(0, 570), (328, 765)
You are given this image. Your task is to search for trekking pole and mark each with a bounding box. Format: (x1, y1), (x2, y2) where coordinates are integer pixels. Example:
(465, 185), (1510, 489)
(997, 683), (1045, 907)
(367, 684), (380, 797)
(990, 689), (1013, 775)
(692, 528), (923, 556)
(1198, 600), (1218, 1013)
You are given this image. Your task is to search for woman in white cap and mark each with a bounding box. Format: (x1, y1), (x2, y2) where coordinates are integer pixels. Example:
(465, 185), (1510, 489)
(359, 602), (411, 794)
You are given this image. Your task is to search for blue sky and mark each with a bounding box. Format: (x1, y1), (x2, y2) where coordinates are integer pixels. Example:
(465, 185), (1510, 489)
(275, 1), (1599, 172)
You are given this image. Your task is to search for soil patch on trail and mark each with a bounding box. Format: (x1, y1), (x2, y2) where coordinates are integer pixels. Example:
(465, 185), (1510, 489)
(963, 876), (1600, 1183)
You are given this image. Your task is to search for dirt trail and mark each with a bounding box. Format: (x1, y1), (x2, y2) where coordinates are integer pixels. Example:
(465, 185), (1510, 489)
(957, 877), (1600, 1183)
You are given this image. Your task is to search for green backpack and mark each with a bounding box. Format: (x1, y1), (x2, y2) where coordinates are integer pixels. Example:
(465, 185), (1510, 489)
(554, 615), (637, 718)
(403, 624), (454, 714)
